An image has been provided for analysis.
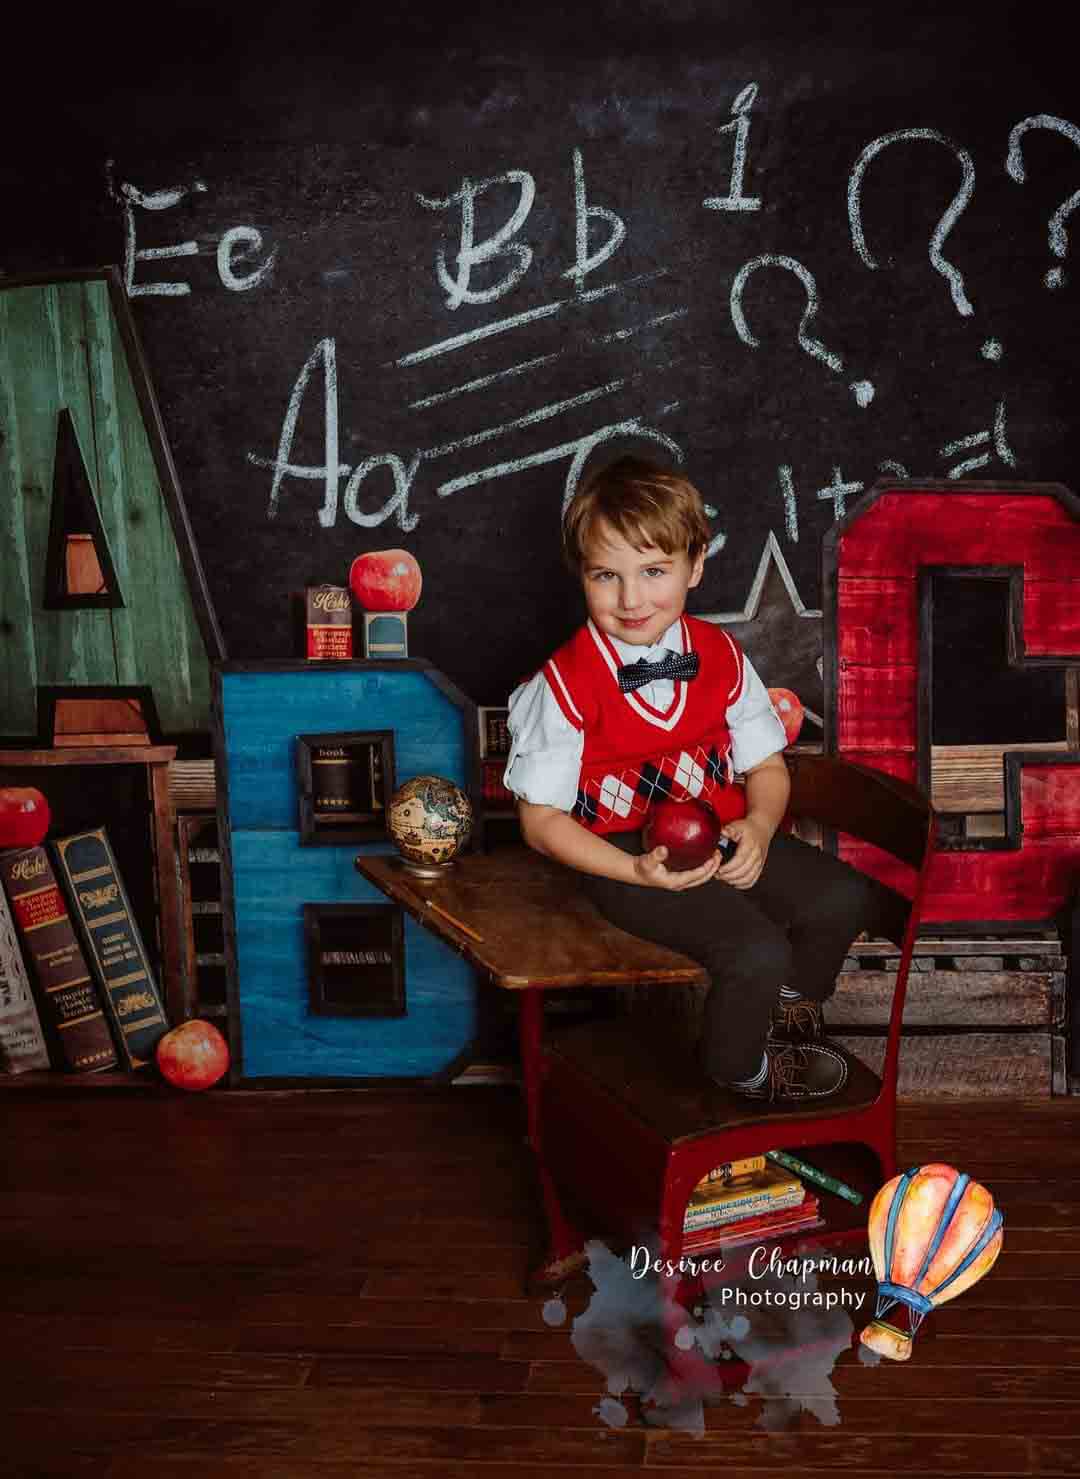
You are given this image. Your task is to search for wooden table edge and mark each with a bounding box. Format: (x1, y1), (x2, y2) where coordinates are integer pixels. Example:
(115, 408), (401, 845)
(354, 854), (709, 991)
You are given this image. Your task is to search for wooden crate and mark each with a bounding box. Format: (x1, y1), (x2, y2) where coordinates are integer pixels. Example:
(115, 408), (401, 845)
(617, 933), (1068, 1100)
(831, 933), (1067, 1098)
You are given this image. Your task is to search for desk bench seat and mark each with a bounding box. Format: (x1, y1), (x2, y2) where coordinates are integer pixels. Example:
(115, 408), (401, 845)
(541, 1018), (883, 1259)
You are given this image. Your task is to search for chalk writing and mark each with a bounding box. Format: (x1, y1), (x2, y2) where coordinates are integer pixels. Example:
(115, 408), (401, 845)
(253, 342), (691, 541)
(940, 399), (1016, 478)
(109, 165), (276, 297)
(730, 255), (873, 403)
(445, 416), (684, 518)
(408, 352), (562, 411)
(307, 157), (693, 540)
(704, 84), (762, 212)
(562, 148), (627, 294)
(261, 338), (344, 524)
(816, 467), (863, 520)
(116, 89), (1058, 589)
(848, 128), (975, 317)
(113, 172), (204, 298)
(217, 226), (277, 292)
(1006, 114), (1080, 289)
(701, 503), (727, 558)
(416, 171), (535, 309)
(778, 465), (798, 542)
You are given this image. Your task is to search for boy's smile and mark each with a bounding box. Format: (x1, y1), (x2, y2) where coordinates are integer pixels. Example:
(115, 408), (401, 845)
(580, 518), (705, 648)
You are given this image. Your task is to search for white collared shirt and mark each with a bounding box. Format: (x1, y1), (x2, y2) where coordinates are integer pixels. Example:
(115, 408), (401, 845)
(503, 618), (787, 810)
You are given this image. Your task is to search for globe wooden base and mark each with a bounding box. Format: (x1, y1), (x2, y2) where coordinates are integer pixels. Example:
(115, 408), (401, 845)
(397, 855), (459, 879)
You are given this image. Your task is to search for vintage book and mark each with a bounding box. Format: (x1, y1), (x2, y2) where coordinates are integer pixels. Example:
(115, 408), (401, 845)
(0, 847), (118, 1073)
(765, 1148), (864, 1205)
(697, 1155), (768, 1186)
(303, 584), (353, 659)
(311, 745), (379, 824)
(481, 760), (516, 806)
(51, 828), (170, 1070)
(685, 1162), (802, 1217)
(683, 1192), (823, 1253)
(685, 1181), (806, 1231)
(0, 881), (51, 1073)
(478, 707), (512, 760)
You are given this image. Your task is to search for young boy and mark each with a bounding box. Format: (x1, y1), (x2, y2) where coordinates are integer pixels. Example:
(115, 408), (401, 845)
(502, 456), (909, 1102)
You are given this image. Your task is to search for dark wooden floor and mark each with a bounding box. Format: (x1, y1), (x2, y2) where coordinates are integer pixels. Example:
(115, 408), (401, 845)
(3, 1084), (1079, 1478)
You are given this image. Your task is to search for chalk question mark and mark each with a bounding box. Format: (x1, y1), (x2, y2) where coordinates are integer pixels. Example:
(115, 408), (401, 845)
(848, 128), (976, 316)
(1006, 114), (1080, 289)
(730, 254), (875, 406)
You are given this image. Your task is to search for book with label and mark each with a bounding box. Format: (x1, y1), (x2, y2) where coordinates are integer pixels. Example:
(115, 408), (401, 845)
(0, 846), (118, 1073)
(684, 1162), (804, 1230)
(683, 1192), (823, 1253)
(51, 828), (170, 1070)
(0, 880), (50, 1073)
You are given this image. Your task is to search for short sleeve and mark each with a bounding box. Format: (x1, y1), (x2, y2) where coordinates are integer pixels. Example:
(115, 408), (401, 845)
(726, 652), (788, 773)
(502, 671), (584, 812)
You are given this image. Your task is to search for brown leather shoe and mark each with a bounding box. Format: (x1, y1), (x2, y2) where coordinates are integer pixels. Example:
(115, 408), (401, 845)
(770, 994), (825, 1044)
(731, 1040), (847, 1101)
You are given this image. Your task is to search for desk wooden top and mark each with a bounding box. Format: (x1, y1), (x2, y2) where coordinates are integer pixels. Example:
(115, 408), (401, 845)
(355, 847), (708, 992)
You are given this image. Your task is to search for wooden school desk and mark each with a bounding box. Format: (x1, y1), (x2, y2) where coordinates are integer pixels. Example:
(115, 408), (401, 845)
(356, 840), (884, 1286)
(355, 846), (709, 1282)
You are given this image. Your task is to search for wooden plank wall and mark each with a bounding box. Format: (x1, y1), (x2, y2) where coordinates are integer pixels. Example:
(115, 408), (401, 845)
(0, 279), (209, 736)
(833, 487), (1080, 925)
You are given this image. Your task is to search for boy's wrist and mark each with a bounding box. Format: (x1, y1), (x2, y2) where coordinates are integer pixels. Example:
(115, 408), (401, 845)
(742, 810), (779, 843)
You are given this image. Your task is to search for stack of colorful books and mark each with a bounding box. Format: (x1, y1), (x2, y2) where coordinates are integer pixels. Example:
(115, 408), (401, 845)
(682, 1154), (823, 1254)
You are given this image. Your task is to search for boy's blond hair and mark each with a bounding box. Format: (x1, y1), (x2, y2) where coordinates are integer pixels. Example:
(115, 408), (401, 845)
(562, 456), (711, 572)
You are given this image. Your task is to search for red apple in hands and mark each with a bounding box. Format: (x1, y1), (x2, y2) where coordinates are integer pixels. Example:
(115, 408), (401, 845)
(768, 687), (805, 747)
(349, 549), (423, 611)
(156, 1019), (230, 1091)
(643, 798), (734, 871)
(0, 788), (51, 848)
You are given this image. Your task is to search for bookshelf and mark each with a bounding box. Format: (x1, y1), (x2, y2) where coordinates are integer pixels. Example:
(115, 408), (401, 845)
(0, 745), (181, 1091)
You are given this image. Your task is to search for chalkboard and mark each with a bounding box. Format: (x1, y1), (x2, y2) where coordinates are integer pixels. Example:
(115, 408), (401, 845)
(4, 1), (1079, 726)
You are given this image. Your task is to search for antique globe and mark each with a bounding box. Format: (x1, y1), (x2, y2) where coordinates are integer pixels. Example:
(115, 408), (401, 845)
(387, 775), (473, 876)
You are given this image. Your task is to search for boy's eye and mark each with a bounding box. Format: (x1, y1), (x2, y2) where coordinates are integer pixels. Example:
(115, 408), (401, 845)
(644, 566), (667, 578)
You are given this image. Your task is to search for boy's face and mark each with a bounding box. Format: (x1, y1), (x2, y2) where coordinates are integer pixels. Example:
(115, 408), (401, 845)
(580, 517), (705, 647)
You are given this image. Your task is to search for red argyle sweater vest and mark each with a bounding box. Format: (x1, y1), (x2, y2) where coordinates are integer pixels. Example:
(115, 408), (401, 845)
(542, 616), (748, 835)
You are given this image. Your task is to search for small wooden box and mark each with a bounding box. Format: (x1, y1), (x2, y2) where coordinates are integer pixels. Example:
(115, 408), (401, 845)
(831, 933), (1067, 1098)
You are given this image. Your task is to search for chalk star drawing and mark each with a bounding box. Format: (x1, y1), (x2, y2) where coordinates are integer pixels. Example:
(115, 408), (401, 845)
(698, 532), (824, 728)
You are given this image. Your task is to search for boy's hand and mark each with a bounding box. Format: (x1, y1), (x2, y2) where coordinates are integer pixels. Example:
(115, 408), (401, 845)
(714, 816), (772, 890)
(633, 845), (723, 891)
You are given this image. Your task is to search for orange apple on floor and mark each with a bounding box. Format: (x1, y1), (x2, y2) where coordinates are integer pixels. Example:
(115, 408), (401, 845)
(156, 1019), (230, 1091)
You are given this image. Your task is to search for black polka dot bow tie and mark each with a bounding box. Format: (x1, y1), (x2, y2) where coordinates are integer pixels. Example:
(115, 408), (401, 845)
(617, 649), (701, 692)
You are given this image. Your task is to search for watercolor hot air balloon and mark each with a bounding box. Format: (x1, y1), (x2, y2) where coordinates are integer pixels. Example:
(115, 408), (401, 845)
(860, 1163), (1003, 1361)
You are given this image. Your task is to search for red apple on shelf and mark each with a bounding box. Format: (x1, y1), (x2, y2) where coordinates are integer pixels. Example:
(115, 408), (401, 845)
(0, 787), (51, 848)
(156, 1019), (230, 1091)
(768, 687), (805, 747)
(643, 798), (730, 871)
(348, 549), (423, 612)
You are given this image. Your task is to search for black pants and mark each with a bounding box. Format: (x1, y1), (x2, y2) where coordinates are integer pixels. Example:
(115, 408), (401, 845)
(580, 831), (911, 1083)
